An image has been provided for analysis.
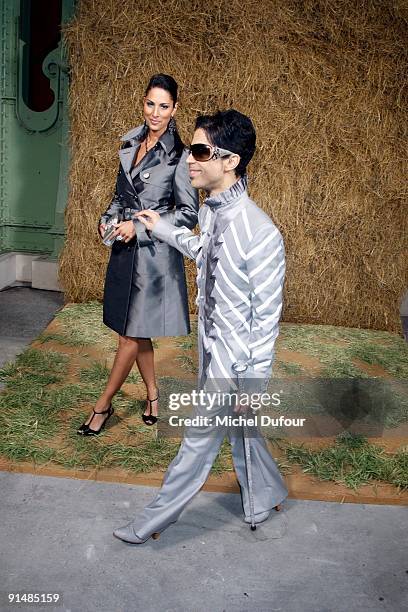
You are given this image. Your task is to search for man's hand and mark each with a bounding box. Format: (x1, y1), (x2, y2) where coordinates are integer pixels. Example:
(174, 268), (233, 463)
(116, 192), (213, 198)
(111, 220), (136, 243)
(98, 223), (106, 238)
(135, 209), (160, 231)
(233, 402), (251, 416)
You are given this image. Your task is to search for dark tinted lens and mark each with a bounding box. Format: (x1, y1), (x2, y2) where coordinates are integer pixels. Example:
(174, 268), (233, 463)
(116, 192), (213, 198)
(190, 143), (212, 161)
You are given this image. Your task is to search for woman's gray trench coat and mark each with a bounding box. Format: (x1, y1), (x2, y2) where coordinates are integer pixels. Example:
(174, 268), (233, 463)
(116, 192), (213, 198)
(100, 124), (199, 337)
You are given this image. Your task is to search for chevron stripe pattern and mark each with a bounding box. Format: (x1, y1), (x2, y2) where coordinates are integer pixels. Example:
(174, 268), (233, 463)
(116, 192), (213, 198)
(152, 175), (286, 388)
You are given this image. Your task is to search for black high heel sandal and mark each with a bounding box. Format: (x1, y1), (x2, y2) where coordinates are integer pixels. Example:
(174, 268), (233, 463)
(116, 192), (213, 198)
(77, 404), (114, 436)
(142, 391), (159, 426)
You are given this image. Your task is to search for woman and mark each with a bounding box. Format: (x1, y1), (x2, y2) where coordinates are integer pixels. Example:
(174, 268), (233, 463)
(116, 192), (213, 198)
(77, 74), (199, 436)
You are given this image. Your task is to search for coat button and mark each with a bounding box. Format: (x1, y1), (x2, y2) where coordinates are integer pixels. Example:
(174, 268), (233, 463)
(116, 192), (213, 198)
(143, 172), (150, 179)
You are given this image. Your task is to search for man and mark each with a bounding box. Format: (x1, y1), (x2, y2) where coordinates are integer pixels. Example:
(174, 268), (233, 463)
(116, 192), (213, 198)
(113, 109), (288, 544)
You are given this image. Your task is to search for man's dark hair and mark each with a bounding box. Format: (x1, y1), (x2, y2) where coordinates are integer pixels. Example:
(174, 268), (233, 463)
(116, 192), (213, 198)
(145, 73), (178, 103)
(195, 109), (256, 177)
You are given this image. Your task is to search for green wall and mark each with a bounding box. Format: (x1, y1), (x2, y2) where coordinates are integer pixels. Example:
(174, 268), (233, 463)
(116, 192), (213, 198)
(0, 0), (76, 257)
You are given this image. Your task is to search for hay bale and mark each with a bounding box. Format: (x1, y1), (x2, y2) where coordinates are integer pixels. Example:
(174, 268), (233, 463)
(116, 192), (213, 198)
(59, 0), (408, 332)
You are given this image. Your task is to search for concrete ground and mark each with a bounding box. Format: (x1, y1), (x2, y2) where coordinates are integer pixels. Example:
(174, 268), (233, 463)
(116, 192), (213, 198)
(0, 285), (64, 370)
(1, 472), (407, 612)
(0, 287), (407, 612)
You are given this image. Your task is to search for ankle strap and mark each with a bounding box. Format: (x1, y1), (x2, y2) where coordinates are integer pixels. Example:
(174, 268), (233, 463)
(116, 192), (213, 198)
(93, 405), (111, 415)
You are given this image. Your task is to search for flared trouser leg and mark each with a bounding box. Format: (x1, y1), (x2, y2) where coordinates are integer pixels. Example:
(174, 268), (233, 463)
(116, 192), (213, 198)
(128, 426), (288, 540)
(229, 429), (288, 520)
(129, 427), (226, 541)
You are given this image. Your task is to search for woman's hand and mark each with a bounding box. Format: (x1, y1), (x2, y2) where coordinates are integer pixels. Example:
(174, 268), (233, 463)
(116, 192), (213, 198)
(98, 223), (106, 238)
(112, 220), (136, 243)
(135, 210), (160, 231)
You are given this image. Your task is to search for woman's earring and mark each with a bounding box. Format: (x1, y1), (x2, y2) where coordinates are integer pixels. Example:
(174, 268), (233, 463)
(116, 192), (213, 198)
(168, 116), (177, 134)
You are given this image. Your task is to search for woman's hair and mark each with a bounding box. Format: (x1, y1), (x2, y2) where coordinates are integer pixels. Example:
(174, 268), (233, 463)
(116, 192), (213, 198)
(141, 74), (183, 152)
(195, 109), (256, 177)
(145, 73), (178, 104)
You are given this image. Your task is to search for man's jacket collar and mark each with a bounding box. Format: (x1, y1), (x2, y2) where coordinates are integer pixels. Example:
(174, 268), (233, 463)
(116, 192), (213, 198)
(204, 174), (248, 209)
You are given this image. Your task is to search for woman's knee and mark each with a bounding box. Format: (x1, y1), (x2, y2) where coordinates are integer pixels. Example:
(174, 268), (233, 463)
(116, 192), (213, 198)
(118, 334), (140, 348)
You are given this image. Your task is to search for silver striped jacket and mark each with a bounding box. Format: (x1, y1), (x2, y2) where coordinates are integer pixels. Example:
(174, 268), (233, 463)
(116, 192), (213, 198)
(152, 175), (286, 390)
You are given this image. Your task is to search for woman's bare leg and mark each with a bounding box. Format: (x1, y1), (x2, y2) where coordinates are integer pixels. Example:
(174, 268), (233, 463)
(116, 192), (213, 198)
(136, 338), (159, 418)
(82, 335), (140, 429)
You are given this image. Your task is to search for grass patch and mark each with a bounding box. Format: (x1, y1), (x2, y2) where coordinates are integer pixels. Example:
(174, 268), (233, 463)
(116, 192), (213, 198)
(0, 348), (68, 388)
(279, 323), (397, 345)
(0, 349), (72, 461)
(176, 321), (198, 351)
(47, 384), (94, 412)
(54, 301), (117, 349)
(284, 432), (408, 490)
(54, 424), (182, 473)
(79, 361), (141, 388)
(264, 376), (408, 428)
(0, 360), (184, 474)
(174, 322), (198, 373)
(0, 348), (70, 420)
(109, 438), (181, 472)
(58, 435), (114, 469)
(79, 361), (111, 385)
(125, 371), (141, 384)
(351, 343), (408, 378)
(0, 443), (56, 463)
(212, 439), (234, 475)
(37, 332), (85, 347)
(277, 324), (408, 379)
(176, 354), (198, 374)
(175, 321), (408, 381)
(320, 359), (369, 378)
(0, 310), (406, 489)
(274, 360), (304, 376)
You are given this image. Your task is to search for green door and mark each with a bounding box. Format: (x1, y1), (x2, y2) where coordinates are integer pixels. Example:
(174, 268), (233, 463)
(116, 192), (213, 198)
(0, 0), (76, 256)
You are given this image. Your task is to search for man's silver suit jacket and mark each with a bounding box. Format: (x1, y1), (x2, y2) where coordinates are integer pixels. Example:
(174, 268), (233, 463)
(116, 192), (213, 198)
(152, 175), (286, 392)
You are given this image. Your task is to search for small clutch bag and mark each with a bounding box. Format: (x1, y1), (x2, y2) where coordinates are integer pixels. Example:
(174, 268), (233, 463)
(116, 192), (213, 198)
(102, 216), (120, 247)
(101, 207), (135, 247)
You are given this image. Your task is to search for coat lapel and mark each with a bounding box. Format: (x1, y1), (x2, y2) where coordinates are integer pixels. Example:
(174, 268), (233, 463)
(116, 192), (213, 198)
(117, 123), (178, 189)
(118, 124), (146, 187)
(119, 146), (138, 186)
(131, 147), (161, 179)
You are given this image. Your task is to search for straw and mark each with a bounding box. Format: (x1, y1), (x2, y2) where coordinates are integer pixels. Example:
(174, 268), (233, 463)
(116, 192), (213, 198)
(59, 0), (408, 332)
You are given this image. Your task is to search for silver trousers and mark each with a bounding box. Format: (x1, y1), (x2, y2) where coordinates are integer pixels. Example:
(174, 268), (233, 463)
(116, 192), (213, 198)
(129, 398), (288, 540)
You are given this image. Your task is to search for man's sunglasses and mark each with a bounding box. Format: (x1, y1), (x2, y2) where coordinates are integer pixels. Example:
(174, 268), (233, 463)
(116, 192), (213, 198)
(188, 143), (236, 162)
